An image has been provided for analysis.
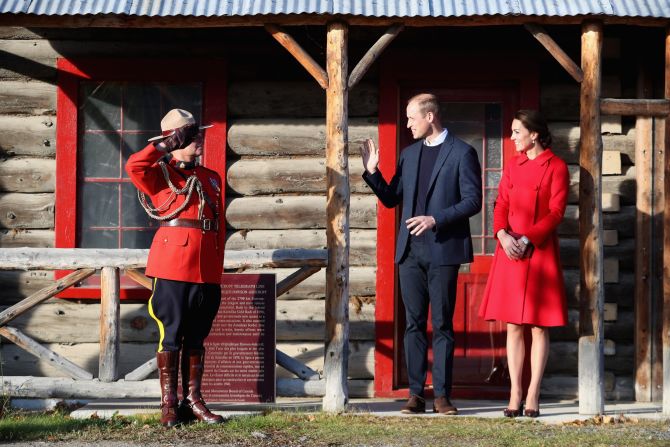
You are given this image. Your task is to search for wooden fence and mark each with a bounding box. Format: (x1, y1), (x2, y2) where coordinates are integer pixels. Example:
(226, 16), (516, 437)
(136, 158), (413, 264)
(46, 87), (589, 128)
(0, 247), (340, 399)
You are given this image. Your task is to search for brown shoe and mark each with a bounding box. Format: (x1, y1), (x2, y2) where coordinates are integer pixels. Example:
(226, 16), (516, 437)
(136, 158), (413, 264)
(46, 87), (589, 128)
(433, 396), (458, 415)
(400, 395), (426, 414)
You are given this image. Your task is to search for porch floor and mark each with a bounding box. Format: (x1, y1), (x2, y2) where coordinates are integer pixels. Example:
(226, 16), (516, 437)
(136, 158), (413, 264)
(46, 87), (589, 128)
(65, 398), (666, 424)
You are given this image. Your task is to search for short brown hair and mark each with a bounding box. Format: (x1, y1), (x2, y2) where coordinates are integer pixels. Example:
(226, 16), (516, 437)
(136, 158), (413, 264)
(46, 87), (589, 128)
(408, 93), (440, 118)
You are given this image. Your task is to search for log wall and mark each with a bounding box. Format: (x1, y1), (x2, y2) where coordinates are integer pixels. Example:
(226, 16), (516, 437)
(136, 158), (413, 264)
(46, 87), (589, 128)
(0, 26), (652, 401)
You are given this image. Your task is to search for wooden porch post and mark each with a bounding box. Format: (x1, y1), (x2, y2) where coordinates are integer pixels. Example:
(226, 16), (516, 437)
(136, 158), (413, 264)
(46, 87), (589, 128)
(99, 266), (120, 382)
(578, 20), (605, 416)
(323, 20), (350, 412)
(663, 26), (670, 416)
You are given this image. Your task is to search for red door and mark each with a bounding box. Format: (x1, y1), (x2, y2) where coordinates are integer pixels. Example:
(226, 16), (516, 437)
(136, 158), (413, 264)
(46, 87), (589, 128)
(374, 55), (538, 398)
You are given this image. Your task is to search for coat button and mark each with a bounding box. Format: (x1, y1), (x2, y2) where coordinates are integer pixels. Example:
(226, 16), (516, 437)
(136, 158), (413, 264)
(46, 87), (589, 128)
(535, 185), (539, 191)
(164, 238), (168, 243)
(509, 184), (513, 189)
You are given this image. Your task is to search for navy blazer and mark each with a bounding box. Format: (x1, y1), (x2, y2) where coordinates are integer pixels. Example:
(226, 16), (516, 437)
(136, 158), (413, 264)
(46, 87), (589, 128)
(363, 133), (482, 265)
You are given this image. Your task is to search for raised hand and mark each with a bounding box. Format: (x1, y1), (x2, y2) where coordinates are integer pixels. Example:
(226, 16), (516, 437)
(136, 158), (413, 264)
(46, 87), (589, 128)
(154, 124), (199, 152)
(360, 138), (380, 174)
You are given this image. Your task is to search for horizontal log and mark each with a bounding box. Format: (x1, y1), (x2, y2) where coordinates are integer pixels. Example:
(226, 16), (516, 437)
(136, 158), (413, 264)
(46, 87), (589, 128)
(1, 376), (159, 398)
(563, 269), (634, 309)
(0, 326), (93, 380)
(541, 78), (621, 121)
(559, 205), (634, 237)
(1, 342), (158, 378)
(227, 117), (377, 156)
(0, 296), (374, 343)
(0, 80), (55, 114)
(241, 267), (376, 300)
(279, 340), (371, 380)
(228, 81), (377, 118)
(226, 195), (376, 230)
(0, 302), (157, 343)
(560, 238), (634, 271)
(0, 247), (325, 270)
(550, 122), (635, 165)
(225, 248), (327, 269)
(276, 348), (320, 381)
(0, 229), (53, 247)
(0, 270), (54, 302)
(0, 157), (55, 192)
(0, 115), (55, 157)
(277, 299), (374, 341)
(550, 309), (633, 343)
(541, 373), (633, 400)
(0, 192), (53, 228)
(600, 98), (670, 117)
(567, 165), (635, 205)
(226, 229), (376, 267)
(227, 157), (370, 195)
(277, 378), (373, 398)
(546, 341), (633, 375)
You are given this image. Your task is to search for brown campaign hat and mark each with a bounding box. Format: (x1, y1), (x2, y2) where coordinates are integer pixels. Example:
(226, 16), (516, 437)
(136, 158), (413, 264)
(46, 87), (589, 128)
(147, 108), (213, 142)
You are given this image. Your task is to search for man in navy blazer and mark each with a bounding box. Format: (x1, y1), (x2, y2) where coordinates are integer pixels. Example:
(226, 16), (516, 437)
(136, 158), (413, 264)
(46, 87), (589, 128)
(362, 93), (482, 414)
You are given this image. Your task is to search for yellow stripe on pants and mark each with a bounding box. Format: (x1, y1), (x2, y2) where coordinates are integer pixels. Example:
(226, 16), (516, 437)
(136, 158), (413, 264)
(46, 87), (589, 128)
(147, 277), (166, 352)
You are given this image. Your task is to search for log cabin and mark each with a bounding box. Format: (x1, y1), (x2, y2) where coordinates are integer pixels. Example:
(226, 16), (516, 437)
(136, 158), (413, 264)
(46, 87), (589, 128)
(0, 1), (668, 414)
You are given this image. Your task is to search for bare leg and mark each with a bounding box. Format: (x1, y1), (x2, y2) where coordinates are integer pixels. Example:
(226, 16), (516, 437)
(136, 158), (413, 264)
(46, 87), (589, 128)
(525, 325), (549, 411)
(506, 323), (525, 409)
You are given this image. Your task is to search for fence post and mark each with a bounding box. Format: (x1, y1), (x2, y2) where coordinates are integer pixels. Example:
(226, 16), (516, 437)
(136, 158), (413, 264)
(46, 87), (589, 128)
(99, 266), (120, 382)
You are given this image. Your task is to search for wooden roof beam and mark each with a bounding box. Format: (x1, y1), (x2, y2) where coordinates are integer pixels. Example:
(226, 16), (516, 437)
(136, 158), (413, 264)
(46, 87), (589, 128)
(525, 23), (583, 83)
(600, 98), (670, 116)
(265, 23), (328, 90)
(348, 23), (403, 89)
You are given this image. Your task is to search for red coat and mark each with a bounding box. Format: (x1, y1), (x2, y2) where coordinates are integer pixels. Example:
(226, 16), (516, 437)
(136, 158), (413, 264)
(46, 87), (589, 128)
(478, 149), (568, 326)
(125, 144), (224, 284)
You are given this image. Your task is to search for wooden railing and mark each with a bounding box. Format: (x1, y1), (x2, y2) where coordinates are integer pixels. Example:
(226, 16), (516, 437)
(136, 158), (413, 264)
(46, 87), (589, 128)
(0, 247), (327, 399)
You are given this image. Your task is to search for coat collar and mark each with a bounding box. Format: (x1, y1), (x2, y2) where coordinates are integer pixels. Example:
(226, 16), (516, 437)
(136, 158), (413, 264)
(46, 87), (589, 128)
(427, 133), (455, 191)
(516, 148), (555, 166)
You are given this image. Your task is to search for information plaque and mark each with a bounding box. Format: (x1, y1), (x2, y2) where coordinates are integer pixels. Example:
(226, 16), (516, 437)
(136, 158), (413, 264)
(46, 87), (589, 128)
(201, 273), (276, 403)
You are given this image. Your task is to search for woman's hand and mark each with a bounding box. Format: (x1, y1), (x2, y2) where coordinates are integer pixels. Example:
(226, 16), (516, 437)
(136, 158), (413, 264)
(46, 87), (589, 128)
(498, 230), (523, 260)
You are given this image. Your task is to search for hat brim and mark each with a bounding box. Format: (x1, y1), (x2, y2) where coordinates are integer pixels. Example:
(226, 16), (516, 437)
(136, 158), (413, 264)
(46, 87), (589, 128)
(147, 124), (214, 142)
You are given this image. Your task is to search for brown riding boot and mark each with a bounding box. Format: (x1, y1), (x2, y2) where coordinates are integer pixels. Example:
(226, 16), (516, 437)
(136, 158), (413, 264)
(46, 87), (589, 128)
(178, 348), (224, 424)
(156, 350), (180, 427)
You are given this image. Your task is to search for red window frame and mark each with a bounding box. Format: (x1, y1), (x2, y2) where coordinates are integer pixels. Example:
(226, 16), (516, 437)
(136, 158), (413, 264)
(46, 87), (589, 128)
(55, 58), (227, 299)
(374, 50), (539, 397)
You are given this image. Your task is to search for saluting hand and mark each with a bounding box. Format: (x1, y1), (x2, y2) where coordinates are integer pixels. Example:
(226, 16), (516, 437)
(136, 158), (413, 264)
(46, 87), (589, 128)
(360, 138), (380, 174)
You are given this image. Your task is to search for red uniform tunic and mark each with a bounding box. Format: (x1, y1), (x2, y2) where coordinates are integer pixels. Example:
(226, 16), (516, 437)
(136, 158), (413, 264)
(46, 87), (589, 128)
(478, 149), (568, 327)
(125, 143), (224, 284)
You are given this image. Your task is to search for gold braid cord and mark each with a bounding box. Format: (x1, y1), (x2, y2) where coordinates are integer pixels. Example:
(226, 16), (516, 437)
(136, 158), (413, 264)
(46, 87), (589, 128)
(138, 161), (205, 221)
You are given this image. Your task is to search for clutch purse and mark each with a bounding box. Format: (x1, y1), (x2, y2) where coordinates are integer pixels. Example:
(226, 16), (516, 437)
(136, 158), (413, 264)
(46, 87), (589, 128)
(507, 230), (534, 259)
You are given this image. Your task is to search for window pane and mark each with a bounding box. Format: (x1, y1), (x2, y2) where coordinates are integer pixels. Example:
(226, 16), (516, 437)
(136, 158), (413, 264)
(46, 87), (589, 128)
(121, 182), (157, 228)
(81, 132), (120, 178)
(80, 82), (121, 131)
(485, 189), (497, 236)
(471, 237), (483, 255)
(80, 182), (119, 228)
(122, 230), (155, 249)
(485, 171), (501, 189)
(80, 229), (118, 249)
(485, 238), (498, 254)
(485, 121), (502, 169)
(162, 84), (202, 119)
(121, 132), (154, 178)
(123, 84), (162, 131)
(469, 210), (482, 237)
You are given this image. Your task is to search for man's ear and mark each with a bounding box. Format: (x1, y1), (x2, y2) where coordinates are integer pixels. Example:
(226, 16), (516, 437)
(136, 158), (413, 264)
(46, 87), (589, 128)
(426, 111), (434, 123)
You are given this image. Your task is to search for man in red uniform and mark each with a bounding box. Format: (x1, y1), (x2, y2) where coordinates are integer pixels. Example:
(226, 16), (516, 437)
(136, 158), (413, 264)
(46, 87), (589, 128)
(126, 109), (224, 427)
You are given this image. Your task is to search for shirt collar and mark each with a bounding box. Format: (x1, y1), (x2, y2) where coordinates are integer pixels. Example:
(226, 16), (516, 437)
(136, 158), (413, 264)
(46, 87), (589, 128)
(424, 128), (448, 147)
(516, 148), (554, 165)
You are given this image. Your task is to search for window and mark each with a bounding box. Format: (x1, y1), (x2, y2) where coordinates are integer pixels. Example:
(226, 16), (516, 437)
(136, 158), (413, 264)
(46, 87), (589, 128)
(56, 59), (226, 299)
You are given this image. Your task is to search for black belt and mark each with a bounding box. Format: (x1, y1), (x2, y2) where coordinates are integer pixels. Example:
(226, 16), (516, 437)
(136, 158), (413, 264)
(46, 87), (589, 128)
(160, 218), (219, 232)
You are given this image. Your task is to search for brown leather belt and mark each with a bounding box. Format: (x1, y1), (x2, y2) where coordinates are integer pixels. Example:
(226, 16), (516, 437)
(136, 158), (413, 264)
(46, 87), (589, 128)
(160, 218), (219, 232)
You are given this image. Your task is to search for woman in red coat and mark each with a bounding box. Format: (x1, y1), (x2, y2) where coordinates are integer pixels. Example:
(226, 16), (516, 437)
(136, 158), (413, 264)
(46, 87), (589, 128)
(478, 109), (569, 418)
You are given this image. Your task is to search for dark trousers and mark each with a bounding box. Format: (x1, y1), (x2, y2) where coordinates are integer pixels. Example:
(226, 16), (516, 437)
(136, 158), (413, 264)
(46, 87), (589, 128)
(149, 278), (221, 352)
(398, 239), (459, 398)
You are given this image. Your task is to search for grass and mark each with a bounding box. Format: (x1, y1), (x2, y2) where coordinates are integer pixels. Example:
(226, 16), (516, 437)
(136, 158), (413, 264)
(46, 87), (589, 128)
(0, 408), (669, 446)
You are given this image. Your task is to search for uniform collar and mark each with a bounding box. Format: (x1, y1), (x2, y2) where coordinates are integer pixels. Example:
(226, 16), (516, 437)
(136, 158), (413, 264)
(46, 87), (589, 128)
(516, 148), (555, 166)
(170, 158), (197, 170)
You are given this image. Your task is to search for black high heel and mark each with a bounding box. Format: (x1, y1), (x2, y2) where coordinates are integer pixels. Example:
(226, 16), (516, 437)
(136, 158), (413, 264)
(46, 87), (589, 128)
(502, 405), (523, 418)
